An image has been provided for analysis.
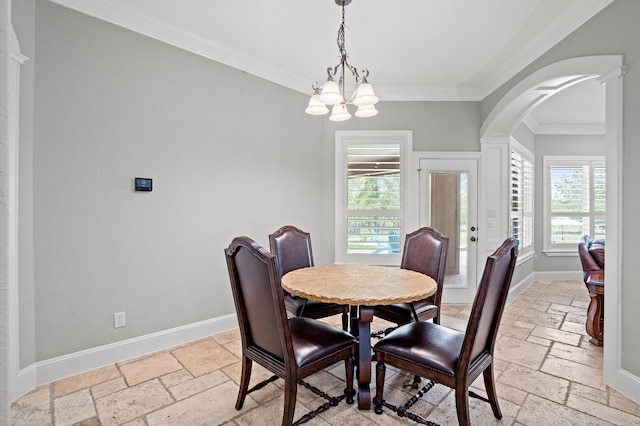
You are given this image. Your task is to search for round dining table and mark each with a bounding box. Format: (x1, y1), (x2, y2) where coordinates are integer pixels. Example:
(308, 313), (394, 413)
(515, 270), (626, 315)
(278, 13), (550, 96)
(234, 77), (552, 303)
(281, 264), (436, 410)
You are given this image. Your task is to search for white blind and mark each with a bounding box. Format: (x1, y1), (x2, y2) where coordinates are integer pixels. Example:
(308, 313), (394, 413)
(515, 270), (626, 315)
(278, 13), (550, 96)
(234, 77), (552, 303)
(511, 150), (534, 252)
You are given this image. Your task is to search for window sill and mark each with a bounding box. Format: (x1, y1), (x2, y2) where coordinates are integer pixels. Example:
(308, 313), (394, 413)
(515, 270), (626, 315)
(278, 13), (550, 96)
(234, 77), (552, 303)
(542, 250), (578, 257)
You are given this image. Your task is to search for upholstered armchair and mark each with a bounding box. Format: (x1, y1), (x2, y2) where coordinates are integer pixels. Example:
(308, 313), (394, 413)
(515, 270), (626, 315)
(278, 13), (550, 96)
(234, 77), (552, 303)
(577, 235), (605, 346)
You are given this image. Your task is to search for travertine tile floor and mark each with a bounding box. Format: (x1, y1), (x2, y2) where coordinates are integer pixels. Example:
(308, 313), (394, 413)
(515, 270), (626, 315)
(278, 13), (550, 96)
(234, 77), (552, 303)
(11, 280), (640, 425)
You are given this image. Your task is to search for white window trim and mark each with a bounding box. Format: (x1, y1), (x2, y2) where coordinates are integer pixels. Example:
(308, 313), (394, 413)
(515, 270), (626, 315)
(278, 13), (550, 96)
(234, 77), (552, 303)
(510, 140), (535, 257)
(542, 155), (605, 255)
(335, 130), (412, 265)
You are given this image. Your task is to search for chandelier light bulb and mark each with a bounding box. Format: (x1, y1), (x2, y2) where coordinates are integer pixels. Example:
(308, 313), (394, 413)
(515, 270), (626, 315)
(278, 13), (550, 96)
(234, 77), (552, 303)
(353, 82), (379, 106)
(319, 80), (343, 105)
(305, 94), (329, 115)
(355, 103), (379, 118)
(329, 104), (352, 121)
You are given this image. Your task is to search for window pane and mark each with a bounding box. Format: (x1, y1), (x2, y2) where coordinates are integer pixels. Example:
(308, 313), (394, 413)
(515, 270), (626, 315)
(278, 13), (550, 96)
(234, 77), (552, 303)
(551, 167), (587, 213)
(550, 216), (586, 244)
(346, 144), (401, 254)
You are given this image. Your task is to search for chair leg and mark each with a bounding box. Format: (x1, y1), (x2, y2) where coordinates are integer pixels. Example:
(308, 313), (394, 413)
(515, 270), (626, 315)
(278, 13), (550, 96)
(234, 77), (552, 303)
(282, 379), (297, 426)
(341, 310), (349, 331)
(235, 356), (252, 410)
(454, 385), (471, 426)
(483, 365), (502, 419)
(373, 361), (386, 414)
(345, 355), (356, 404)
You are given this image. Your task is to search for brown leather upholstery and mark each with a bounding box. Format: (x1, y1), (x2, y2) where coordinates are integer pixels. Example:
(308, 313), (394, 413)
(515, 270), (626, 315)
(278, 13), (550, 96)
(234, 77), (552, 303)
(373, 227), (449, 326)
(225, 236), (356, 425)
(373, 238), (518, 426)
(269, 225), (349, 330)
(578, 234), (605, 285)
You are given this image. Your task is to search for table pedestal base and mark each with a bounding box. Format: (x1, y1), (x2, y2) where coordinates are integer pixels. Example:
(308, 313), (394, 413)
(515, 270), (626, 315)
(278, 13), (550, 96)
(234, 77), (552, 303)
(351, 306), (374, 410)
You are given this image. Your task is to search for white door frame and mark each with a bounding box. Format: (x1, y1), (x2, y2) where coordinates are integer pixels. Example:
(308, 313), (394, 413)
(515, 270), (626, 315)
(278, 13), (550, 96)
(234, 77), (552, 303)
(409, 151), (480, 303)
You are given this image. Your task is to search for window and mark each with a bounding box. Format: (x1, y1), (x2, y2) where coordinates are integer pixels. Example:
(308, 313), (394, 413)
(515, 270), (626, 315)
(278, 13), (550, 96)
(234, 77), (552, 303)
(543, 156), (605, 253)
(510, 145), (534, 256)
(335, 131), (411, 265)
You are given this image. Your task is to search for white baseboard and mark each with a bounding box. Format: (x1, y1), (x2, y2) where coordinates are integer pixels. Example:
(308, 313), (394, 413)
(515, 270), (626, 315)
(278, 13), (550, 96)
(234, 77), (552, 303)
(507, 271), (536, 303)
(14, 314), (238, 400)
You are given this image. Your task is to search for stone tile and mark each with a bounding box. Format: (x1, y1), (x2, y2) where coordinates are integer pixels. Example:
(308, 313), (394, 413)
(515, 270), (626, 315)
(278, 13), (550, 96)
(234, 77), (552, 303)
(567, 394), (640, 425)
(494, 336), (549, 370)
(569, 382), (608, 405)
(212, 328), (241, 345)
(53, 389), (96, 426)
(171, 338), (239, 377)
(95, 379), (173, 425)
(526, 335), (552, 347)
(54, 365), (121, 397)
(72, 417), (101, 426)
(146, 381), (258, 425)
(168, 369), (230, 400)
(609, 387), (640, 416)
(498, 363), (569, 403)
(518, 309), (565, 329)
(498, 323), (533, 340)
(119, 351), (182, 386)
(517, 394), (612, 425)
(561, 320), (588, 335)
(530, 325), (582, 346)
(541, 355), (605, 390)
(11, 385), (52, 426)
(548, 303), (588, 316)
(159, 369), (193, 388)
(222, 361), (283, 405)
(223, 339), (242, 357)
(91, 377), (127, 400)
(549, 341), (603, 368)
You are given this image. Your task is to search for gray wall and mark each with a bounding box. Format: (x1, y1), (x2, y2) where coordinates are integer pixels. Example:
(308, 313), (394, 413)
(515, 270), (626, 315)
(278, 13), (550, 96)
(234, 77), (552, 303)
(25, 1), (326, 360)
(482, 0), (640, 377)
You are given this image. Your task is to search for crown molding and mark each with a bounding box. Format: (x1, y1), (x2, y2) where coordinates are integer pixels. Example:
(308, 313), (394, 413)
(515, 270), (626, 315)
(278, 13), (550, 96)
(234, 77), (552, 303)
(522, 114), (604, 135)
(48, 0), (613, 102)
(475, 0), (615, 100)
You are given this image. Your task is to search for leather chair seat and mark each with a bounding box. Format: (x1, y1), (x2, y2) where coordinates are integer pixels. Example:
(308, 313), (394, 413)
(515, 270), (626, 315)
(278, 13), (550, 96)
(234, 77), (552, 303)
(290, 317), (357, 368)
(284, 296), (345, 318)
(376, 300), (437, 323)
(374, 321), (464, 376)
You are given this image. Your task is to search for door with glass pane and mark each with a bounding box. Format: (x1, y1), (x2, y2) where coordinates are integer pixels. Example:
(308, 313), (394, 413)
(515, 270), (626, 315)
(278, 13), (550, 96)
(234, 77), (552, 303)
(418, 158), (478, 303)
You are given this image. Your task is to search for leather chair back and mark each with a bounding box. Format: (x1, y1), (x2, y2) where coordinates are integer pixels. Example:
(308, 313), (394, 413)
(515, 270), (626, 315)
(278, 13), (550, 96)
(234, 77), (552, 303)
(461, 238), (518, 366)
(269, 225), (314, 278)
(225, 237), (290, 361)
(401, 227), (449, 306)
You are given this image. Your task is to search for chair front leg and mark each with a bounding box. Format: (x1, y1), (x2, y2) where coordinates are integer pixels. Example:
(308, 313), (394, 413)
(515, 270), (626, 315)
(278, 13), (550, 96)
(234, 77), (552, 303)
(345, 355), (356, 404)
(282, 379), (297, 426)
(373, 360), (386, 414)
(454, 385), (471, 426)
(236, 356), (252, 410)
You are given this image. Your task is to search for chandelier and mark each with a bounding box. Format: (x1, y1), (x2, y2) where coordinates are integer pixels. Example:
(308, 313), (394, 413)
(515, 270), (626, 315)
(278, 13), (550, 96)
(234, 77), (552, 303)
(305, 0), (379, 121)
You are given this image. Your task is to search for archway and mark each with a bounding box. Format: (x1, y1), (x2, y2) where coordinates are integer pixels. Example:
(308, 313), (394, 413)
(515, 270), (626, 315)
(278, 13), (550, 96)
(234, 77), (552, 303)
(481, 54), (625, 392)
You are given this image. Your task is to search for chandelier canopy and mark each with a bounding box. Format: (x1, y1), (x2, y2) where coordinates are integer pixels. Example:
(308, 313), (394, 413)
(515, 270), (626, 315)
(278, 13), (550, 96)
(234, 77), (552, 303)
(305, 0), (379, 121)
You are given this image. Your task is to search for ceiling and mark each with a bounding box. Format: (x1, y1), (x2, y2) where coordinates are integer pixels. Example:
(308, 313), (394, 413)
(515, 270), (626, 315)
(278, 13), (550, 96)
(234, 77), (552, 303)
(49, 0), (612, 132)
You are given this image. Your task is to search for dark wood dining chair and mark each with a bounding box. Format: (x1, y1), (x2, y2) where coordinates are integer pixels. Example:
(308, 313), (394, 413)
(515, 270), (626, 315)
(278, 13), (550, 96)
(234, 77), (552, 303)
(269, 225), (350, 331)
(225, 236), (357, 426)
(372, 238), (518, 426)
(373, 227), (449, 329)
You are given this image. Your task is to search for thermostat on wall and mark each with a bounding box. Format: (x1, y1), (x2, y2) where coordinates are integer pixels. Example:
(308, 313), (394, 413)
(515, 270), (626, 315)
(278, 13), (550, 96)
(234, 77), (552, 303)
(135, 177), (152, 191)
